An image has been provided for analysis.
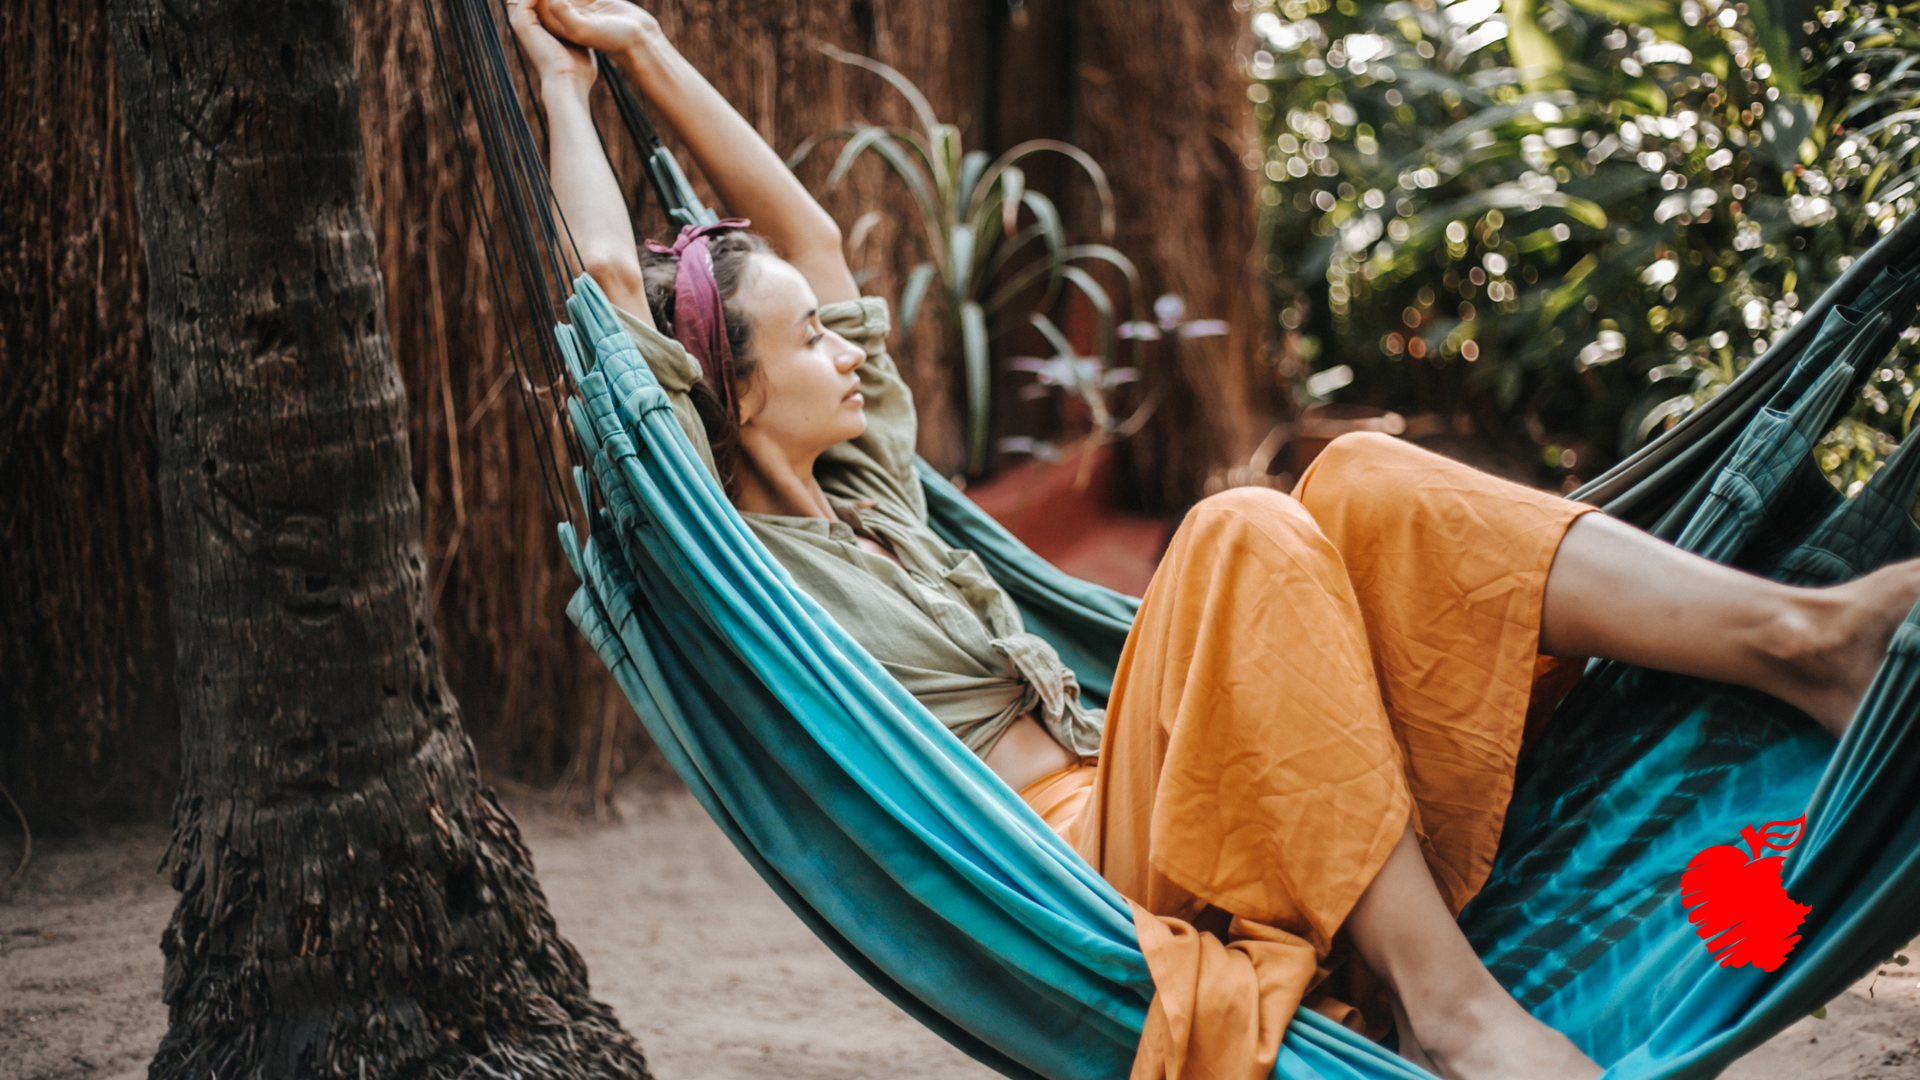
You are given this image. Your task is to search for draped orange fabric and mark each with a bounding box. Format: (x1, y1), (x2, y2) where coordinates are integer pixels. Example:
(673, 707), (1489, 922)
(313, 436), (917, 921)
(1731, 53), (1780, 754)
(1017, 433), (1593, 1080)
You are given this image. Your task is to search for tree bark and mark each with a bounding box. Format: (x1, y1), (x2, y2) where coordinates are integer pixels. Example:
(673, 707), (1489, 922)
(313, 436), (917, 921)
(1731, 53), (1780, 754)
(1070, 0), (1272, 511)
(105, 0), (651, 1075)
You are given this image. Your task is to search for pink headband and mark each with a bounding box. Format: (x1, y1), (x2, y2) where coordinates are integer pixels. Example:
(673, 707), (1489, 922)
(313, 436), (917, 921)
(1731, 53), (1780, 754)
(646, 219), (752, 423)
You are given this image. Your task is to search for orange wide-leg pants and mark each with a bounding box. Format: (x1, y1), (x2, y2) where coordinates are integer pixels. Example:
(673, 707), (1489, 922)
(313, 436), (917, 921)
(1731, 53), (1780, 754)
(1018, 432), (1595, 1080)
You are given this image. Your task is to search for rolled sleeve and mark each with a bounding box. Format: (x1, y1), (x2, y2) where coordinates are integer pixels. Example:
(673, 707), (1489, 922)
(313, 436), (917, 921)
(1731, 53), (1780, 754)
(817, 296), (926, 522)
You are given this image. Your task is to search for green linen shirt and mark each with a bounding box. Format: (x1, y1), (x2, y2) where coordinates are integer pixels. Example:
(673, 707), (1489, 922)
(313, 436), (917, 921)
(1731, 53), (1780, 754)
(611, 296), (1106, 759)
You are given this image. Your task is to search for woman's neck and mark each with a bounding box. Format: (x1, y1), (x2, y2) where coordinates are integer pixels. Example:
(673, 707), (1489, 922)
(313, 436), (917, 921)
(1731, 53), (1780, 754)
(732, 443), (836, 520)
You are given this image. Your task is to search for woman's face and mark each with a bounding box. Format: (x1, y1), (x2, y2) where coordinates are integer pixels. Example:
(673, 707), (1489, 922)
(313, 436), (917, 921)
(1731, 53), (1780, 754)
(734, 254), (868, 460)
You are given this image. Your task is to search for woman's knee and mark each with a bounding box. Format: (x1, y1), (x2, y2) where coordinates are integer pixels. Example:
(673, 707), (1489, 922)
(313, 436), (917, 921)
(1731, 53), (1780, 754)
(1294, 432), (1431, 532)
(1181, 485), (1331, 556)
(1157, 483), (1361, 624)
(1298, 432), (1409, 496)
(1194, 484), (1309, 527)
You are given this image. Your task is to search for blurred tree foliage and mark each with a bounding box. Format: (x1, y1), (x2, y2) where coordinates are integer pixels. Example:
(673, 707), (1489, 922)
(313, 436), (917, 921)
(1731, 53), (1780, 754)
(1254, 0), (1920, 493)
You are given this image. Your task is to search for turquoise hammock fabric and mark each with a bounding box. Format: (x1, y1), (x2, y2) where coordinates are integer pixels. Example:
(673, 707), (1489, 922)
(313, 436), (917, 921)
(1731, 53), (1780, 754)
(553, 211), (1920, 1080)
(555, 227), (1920, 1079)
(408, 3), (1916, 1072)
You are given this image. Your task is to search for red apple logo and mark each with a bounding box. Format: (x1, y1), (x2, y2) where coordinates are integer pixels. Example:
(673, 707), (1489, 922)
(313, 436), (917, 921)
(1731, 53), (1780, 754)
(1680, 815), (1811, 973)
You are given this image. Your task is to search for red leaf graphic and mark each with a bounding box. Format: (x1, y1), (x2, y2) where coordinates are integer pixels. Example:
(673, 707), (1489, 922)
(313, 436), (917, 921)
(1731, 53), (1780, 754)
(1680, 817), (1811, 973)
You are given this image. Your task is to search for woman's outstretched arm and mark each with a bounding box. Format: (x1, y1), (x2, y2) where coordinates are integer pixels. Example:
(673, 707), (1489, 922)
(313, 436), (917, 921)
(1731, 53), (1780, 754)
(507, 0), (654, 323)
(537, 0), (860, 306)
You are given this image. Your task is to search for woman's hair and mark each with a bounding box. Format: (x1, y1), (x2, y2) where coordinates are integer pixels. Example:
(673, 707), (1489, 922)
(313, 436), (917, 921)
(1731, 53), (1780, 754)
(639, 229), (775, 494)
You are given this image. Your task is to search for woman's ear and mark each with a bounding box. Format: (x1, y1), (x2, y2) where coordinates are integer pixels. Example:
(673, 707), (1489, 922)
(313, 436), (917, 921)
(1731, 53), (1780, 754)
(733, 374), (765, 428)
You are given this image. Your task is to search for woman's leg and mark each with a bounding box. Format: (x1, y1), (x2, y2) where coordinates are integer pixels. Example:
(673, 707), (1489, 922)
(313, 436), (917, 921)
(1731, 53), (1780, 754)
(1300, 433), (1920, 1080)
(1346, 822), (1601, 1080)
(1289, 434), (1606, 1078)
(1541, 512), (1920, 737)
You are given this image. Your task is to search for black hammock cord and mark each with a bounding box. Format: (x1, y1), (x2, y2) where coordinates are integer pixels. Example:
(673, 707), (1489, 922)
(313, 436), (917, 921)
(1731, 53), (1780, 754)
(420, 0), (707, 531)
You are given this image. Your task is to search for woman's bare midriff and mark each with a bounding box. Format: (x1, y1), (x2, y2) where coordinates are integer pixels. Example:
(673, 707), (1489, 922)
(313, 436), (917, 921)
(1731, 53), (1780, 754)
(982, 712), (1077, 793)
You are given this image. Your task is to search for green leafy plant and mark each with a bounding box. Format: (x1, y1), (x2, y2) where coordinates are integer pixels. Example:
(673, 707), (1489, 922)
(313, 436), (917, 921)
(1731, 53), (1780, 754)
(791, 44), (1141, 475)
(1253, 0), (1920, 494)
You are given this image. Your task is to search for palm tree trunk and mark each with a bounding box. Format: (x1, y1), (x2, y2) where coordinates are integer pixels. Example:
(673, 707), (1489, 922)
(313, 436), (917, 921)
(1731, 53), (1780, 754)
(1071, 0), (1271, 511)
(105, 0), (651, 1074)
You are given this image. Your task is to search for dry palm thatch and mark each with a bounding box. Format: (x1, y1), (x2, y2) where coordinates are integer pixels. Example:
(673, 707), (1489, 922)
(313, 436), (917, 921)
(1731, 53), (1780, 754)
(0, 0), (178, 828)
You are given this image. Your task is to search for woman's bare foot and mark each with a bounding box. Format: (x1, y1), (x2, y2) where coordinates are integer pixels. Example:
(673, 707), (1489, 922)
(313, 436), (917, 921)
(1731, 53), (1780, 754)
(1401, 989), (1602, 1080)
(1351, 824), (1599, 1079)
(1760, 558), (1920, 737)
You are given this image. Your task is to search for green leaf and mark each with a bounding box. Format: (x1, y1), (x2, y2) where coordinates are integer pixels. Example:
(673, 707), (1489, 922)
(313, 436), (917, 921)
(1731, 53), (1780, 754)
(1502, 0), (1566, 91)
(956, 151), (991, 220)
(1388, 92), (1582, 171)
(1741, 0), (1806, 96)
(983, 139), (1118, 239)
(982, 253), (1061, 315)
(1058, 244), (1144, 306)
(960, 301), (990, 475)
(931, 124), (965, 213)
(1028, 312), (1076, 360)
(1863, 157), (1893, 202)
(1755, 96), (1820, 174)
(1811, 1006), (1827, 1020)
(1060, 264), (1117, 361)
(1538, 254), (1601, 327)
(1563, 0), (1690, 43)
(898, 262), (938, 346)
(827, 125), (898, 188)
(815, 43), (940, 138)
(861, 135), (947, 265)
(963, 180), (1010, 256)
(998, 166), (1025, 238)
(1021, 191), (1066, 262)
(784, 128), (853, 171)
(983, 222), (1047, 281)
(949, 223), (977, 306)
(1849, 108), (1920, 141)
(1388, 190), (1607, 270)
(980, 193), (1072, 313)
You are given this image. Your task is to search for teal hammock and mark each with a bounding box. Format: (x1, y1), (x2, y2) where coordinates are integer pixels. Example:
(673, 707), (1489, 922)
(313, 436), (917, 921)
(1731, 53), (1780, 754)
(550, 212), (1920, 1079)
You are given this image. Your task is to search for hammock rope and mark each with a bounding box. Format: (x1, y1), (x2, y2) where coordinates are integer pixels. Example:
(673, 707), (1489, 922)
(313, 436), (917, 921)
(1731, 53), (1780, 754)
(422, 0), (599, 525)
(422, 5), (1920, 1076)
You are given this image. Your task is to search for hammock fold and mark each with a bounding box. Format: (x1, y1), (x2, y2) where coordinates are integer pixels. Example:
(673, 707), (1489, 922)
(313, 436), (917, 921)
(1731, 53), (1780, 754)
(554, 214), (1920, 1080)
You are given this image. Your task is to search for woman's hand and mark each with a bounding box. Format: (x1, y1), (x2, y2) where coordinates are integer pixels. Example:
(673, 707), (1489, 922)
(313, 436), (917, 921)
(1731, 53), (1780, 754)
(559, 0), (860, 303)
(507, 0), (596, 94)
(513, 0), (650, 317)
(538, 0), (661, 57)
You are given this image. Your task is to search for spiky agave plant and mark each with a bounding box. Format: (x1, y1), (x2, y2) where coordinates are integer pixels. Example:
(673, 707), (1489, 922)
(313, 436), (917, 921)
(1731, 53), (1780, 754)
(790, 44), (1142, 475)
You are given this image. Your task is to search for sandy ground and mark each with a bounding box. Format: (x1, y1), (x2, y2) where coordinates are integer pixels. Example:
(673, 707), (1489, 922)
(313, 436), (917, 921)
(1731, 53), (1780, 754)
(2, 786), (1914, 1080)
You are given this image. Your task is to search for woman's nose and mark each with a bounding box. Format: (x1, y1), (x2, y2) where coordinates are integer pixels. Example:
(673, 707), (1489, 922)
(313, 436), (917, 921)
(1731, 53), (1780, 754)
(835, 334), (864, 372)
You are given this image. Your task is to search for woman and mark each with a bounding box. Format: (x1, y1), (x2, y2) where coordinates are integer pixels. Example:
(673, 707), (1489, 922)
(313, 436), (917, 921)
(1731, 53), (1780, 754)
(508, 3), (1920, 1078)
